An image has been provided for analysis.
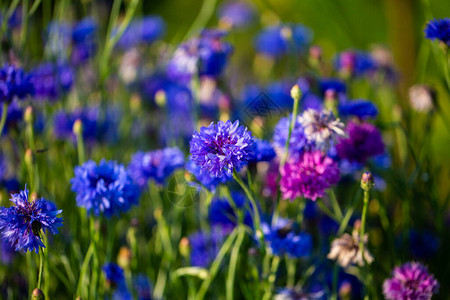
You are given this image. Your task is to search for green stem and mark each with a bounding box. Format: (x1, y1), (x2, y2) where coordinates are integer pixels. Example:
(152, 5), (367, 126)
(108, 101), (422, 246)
(226, 226), (246, 300)
(75, 242), (94, 298)
(196, 229), (238, 300)
(90, 217), (100, 300)
(359, 190), (370, 261)
(43, 235), (49, 297)
(232, 169), (262, 239)
(19, 0), (29, 49)
(75, 129), (85, 165)
(38, 247), (45, 290)
(280, 97), (300, 169)
(182, 0), (218, 41)
(328, 190), (343, 220)
(262, 255), (280, 300)
(286, 256), (296, 288)
(0, 102), (8, 136)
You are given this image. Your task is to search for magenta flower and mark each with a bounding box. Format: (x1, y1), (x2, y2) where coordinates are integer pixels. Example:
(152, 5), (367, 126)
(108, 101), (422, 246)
(383, 262), (439, 300)
(280, 150), (339, 201)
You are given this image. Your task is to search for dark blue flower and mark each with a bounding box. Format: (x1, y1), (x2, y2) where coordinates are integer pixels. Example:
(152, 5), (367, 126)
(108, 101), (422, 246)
(334, 50), (376, 77)
(71, 18), (97, 64)
(218, 1), (255, 29)
(30, 63), (73, 101)
(209, 192), (253, 229)
(408, 229), (440, 259)
(255, 24), (312, 58)
(272, 115), (310, 157)
(103, 263), (125, 285)
(0, 187), (63, 253)
(71, 160), (140, 217)
(133, 274), (153, 300)
(249, 139), (276, 163)
(116, 16), (166, 49)
(318, 78), (346, 95)
(338, 100), (378, 119)
(425, 18), (450, 46)
(262, 218), (312, 258)
(128, 147), (185, 188)
(190, 120), (254, 178)
(0, 64), (34, 103)
(185, 159), (231, 191)
(167, 30), (232, 82)
(188, 227), (228, 267)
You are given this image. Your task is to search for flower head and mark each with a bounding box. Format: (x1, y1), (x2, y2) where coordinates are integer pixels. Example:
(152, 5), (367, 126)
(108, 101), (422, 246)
(383, 262), (439, 300)
(128, 147), (185, 188)
(299, 109), (346, 151)
(249, 139), (276, 163)
(334, 50), (376, 77)
(103, 263), (125, 286)
(218, 1), (255, 29)
(71, 160), (140, 217)
(0, 187), (63, 253)
(190, 120), (254, 178)
(272, 115), (310, 157)
(336, 121), (384, 164)
(425, 18), (450, 46)
(327, 230), (373, 268)
(30, 63), (73, 101)
(0, 64), (34, 103)
(262, 218), (312, 258)
(280, 150), (340, 201)
(116, 16), (165, 49)
(338, 100), (378, 119)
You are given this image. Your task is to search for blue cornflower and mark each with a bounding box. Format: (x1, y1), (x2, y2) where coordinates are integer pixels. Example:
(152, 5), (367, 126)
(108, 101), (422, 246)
(167, 30), (232, 82)
(334, 50), (376, 77)
(318, 78), (347, 95)
(71, 160), (140, 217)
(133, 274), (153, 300)
(425, 18), (450, 46)
(272, 115), (310, 157)
(262, 218), (312, 258)
(249, 139), (276, 163)
(30, 63), (73, 101)
(218, 1), (255, 29)
(209, 192), (253, 229)
(116, 16), (166, 49)
(128, 147), (185, 188)
(188, 227), (227, 267)
(103, 263), (125, 285)
(255, 24), (313, 58)
(0, 187), (63, 253)
(190, 120), (254, 178)
(71, 18), (97, 64)
(338, 100), (378, 119)
(0, 64), (34, 103)
(185, 159), (231, 191)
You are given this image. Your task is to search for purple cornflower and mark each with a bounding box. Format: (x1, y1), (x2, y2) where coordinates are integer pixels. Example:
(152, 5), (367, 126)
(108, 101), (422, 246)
(190, 120), (254, 178)
(249, 139), (276, 163)
(0, 64), (34, 103)
(280, 150), (340, 201)
(424, 18), (450, 46)
(30, 63), (73, 101)
(383, 262), (439, 300)
(255, 24), (313, 58)
(116, 16), (166, 50)
(128, 147), (185, 188)
(71, 160), (140, 217)
(103, 263), (125, 286)
(338, 100), (378, 119)
(272, 115), (310, 157)
(336, 120), (384, 164)
(218, 1), (255, 29)
(262, 218), (312, 258)
(188, 227), (228, 267)
(167, 30), (232, 82)
(185, 159), (231, 191)
(0, 187), (63, 253)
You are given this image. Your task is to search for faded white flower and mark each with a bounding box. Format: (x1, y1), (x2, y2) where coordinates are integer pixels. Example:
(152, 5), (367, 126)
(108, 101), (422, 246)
(119, 48), (140, 84)
(299, 109), (346, 150)
(409, 84), (435, 113)
(327, 230), (373, 268)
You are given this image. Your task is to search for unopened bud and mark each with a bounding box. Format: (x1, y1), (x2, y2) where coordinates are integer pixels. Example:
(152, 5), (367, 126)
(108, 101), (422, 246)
(130, 94), (142, 112)
(117, 246), (132, 270)
(290, 84), (302, 101)
(73, 119), (83, 136)
(179, 237), (190, 258)
(360, 172), (374, 191)
(280, 26), (292, 40)
(24, 106), (33, 123)
(155, 90), (166, 107)
(324, 89), (338, 116)
(32, 288), (45, 300)
(25, 149), (33, 166)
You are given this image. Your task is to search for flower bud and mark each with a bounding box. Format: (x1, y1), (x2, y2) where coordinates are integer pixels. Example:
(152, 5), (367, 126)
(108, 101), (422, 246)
(117, 246), (132, 270)
(179, 237), (190, 258)
(24, 106), (33, 124)
(290, 84), (302, 102)
(360, 172), (374, 191)
(155, 90), (166, 107)
(24, 149), (33, 167)
(72, 119), (83, 136)
(32, 288), (45, 300)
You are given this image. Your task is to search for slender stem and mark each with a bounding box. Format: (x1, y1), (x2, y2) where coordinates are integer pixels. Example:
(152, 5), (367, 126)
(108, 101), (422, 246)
(19, 0), (29, 49)
(196, 229), (238, 300)
(75, 130), (85, 165)
(182, 0), (218, 41)
(38, 247), (45, 290)
(328, 190), (343, 220)
(286, 256), (296, 288)
(75, 242), (94, 298)
(226, 226), (246, 300)
(331, 263), (339, 300)
(232, 169), (261, 238)
(262, 255), (280, 300)
(280, 97), (300, 169)
(0, 102), (8, 136)
(43, 235), (50, 297)
(90, 217), (100, 300)
(359, 190), (370, 261)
